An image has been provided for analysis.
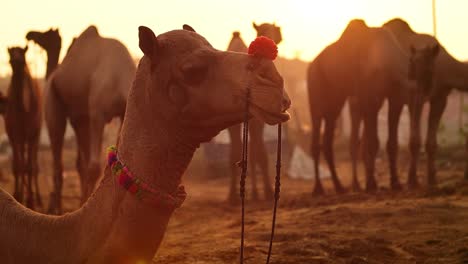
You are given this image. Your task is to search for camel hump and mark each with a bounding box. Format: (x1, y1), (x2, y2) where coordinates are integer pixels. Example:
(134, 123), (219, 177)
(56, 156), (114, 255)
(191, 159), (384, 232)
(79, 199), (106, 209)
(383, 18), (414, 34)
(339, 18), (369, 42)
(79, 25), (100, 39)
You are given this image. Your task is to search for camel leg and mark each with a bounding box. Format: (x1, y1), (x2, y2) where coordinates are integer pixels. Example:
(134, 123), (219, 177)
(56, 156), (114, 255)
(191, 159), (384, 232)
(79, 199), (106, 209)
(12, 143), (23, 203)
(31, 138), (42, 207)
(311, 116), (324, 195)
(25, 142), (35, 209)
(45, 90), (67, 215)
(407, 100), (424, 189)
(250, 120), (273, 200)
(71, 117), (91, 205)
(86, 117), (106, 202)
(362, 111), (379, 192)
(349, 99), (362, 192)
(20, 143), (27, 204)
(387, 99), (403, 190)
(248, 148), (259, 201)
(227, 125), (241, 205)
(425, 95), (448, 186)
(323, 116), (346, 194)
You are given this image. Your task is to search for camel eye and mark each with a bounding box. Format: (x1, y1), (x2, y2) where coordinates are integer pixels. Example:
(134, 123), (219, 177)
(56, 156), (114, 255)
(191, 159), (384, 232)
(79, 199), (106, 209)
(182, 63), (208, 86)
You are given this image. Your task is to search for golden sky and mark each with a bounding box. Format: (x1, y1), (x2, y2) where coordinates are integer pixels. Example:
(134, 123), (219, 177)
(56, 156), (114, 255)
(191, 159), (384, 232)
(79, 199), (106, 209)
(1, 0), (467, 78)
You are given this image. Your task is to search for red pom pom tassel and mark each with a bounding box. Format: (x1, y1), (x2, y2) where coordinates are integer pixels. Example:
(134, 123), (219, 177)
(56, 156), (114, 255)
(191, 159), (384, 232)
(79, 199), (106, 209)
(248, 36), (278, 60)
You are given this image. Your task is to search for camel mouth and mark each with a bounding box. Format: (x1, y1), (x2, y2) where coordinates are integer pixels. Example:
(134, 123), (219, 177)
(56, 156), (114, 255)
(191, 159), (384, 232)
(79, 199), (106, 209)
(249, 104), (290, 125)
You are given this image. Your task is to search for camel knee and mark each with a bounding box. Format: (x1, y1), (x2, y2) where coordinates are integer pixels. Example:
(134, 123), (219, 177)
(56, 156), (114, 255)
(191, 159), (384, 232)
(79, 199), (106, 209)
(364, 136), (379, 156)
(386, 140), (398, 157)
(425, 141), (437, 156)
(409, 138), (421, 155)
(310, 142), (320, 157)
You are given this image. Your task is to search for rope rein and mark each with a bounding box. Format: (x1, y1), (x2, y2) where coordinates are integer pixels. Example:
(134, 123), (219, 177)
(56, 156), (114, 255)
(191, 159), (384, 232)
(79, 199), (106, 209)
(239, 61), (282, 264)
(266, 123), (282, 264)
(239, 86), (250, 264)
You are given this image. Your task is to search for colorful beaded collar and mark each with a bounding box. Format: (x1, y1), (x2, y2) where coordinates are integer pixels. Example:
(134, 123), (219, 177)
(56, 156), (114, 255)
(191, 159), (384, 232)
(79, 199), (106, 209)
(107, 145), (187, 209)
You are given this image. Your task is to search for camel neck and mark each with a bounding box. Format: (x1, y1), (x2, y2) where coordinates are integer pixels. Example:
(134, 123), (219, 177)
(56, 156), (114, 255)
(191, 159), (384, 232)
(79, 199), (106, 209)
(0, 170), (116, 263)
(9, 66), (26, 111)
(85, 79), (198, 262)
(0, 113), (196, 263)
(45, 51), (59, 79)
(437, 50), (468, 92)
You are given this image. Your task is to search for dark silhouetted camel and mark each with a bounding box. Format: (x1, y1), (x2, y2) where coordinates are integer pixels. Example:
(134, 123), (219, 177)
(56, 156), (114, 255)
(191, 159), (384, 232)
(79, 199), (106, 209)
(6, 46), (43, 209)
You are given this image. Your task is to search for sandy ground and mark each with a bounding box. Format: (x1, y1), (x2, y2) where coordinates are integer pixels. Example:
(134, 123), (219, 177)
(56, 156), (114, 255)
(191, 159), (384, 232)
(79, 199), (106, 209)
(0, 135), (467, 264)
(154, 166), (468, 264)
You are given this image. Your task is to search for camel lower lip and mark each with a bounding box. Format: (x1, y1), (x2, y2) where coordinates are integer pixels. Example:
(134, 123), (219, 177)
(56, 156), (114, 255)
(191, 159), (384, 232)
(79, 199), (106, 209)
(250, 105), (290, 125)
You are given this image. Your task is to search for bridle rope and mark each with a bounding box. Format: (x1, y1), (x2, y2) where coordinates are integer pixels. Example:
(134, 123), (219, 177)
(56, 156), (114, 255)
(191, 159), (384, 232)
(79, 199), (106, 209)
(239, 35), (283, 263)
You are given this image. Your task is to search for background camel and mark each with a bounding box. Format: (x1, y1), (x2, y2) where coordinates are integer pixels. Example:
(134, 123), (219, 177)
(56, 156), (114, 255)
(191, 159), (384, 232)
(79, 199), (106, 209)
(0, 24), (290, 264)
(5, 46), (42, 209)
(348, 39), (440, 193)
(382, 18), (468, 188)
(307, 19), (370, 195)
(45, 25), (136, 214)
(308, 19), (420, 194)
(226, 22), (283, 204)
(26, 28), (61, 79)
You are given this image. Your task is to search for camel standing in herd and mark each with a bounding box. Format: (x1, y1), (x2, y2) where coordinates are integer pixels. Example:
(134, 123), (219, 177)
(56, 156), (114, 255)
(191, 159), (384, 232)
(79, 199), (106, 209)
(226, 22), (283, 204)
(382, 18), (468, 188)
(0, 24), (290, 264)
(307, 20), (367, 194)
(38, 26), (136, 214)
(308, 19), (434, 194)
(5, 46), (43, 209)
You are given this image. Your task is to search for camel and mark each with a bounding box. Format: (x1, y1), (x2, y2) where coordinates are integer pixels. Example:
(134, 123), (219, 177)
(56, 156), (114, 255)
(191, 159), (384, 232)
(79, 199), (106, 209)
(308, 19), (419, 194)
(226, 22), (282, 204)
(348, 42), (440, 193)
(43, 26), (136, 214)
(5, 46), (43, 209)
(308, 19), (370, 194)
(0, 24), (290, 264)
(380, 18), (468, 188)
(26, 28), (61, 79)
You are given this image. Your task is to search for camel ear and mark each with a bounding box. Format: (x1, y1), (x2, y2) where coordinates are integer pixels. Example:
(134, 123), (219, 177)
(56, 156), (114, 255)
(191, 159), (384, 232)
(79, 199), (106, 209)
(23, 46), (28, 53)
(432, 44), (440, 57)
(410, 45), (416, 55)
(253, 22), (259, 31)
(183, 24), (196, 32)
(138, 26), (158, 57)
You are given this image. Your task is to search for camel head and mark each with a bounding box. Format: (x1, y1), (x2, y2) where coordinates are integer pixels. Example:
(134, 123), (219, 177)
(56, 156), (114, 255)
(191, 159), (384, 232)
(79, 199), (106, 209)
(232, 31), (241, 39)
(135, 25), (290, 141)
(8, 46), (28, 72)
(26, 28), (61, 56)
(253, 22), (282, 44)
(409, 44), (440, 91)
